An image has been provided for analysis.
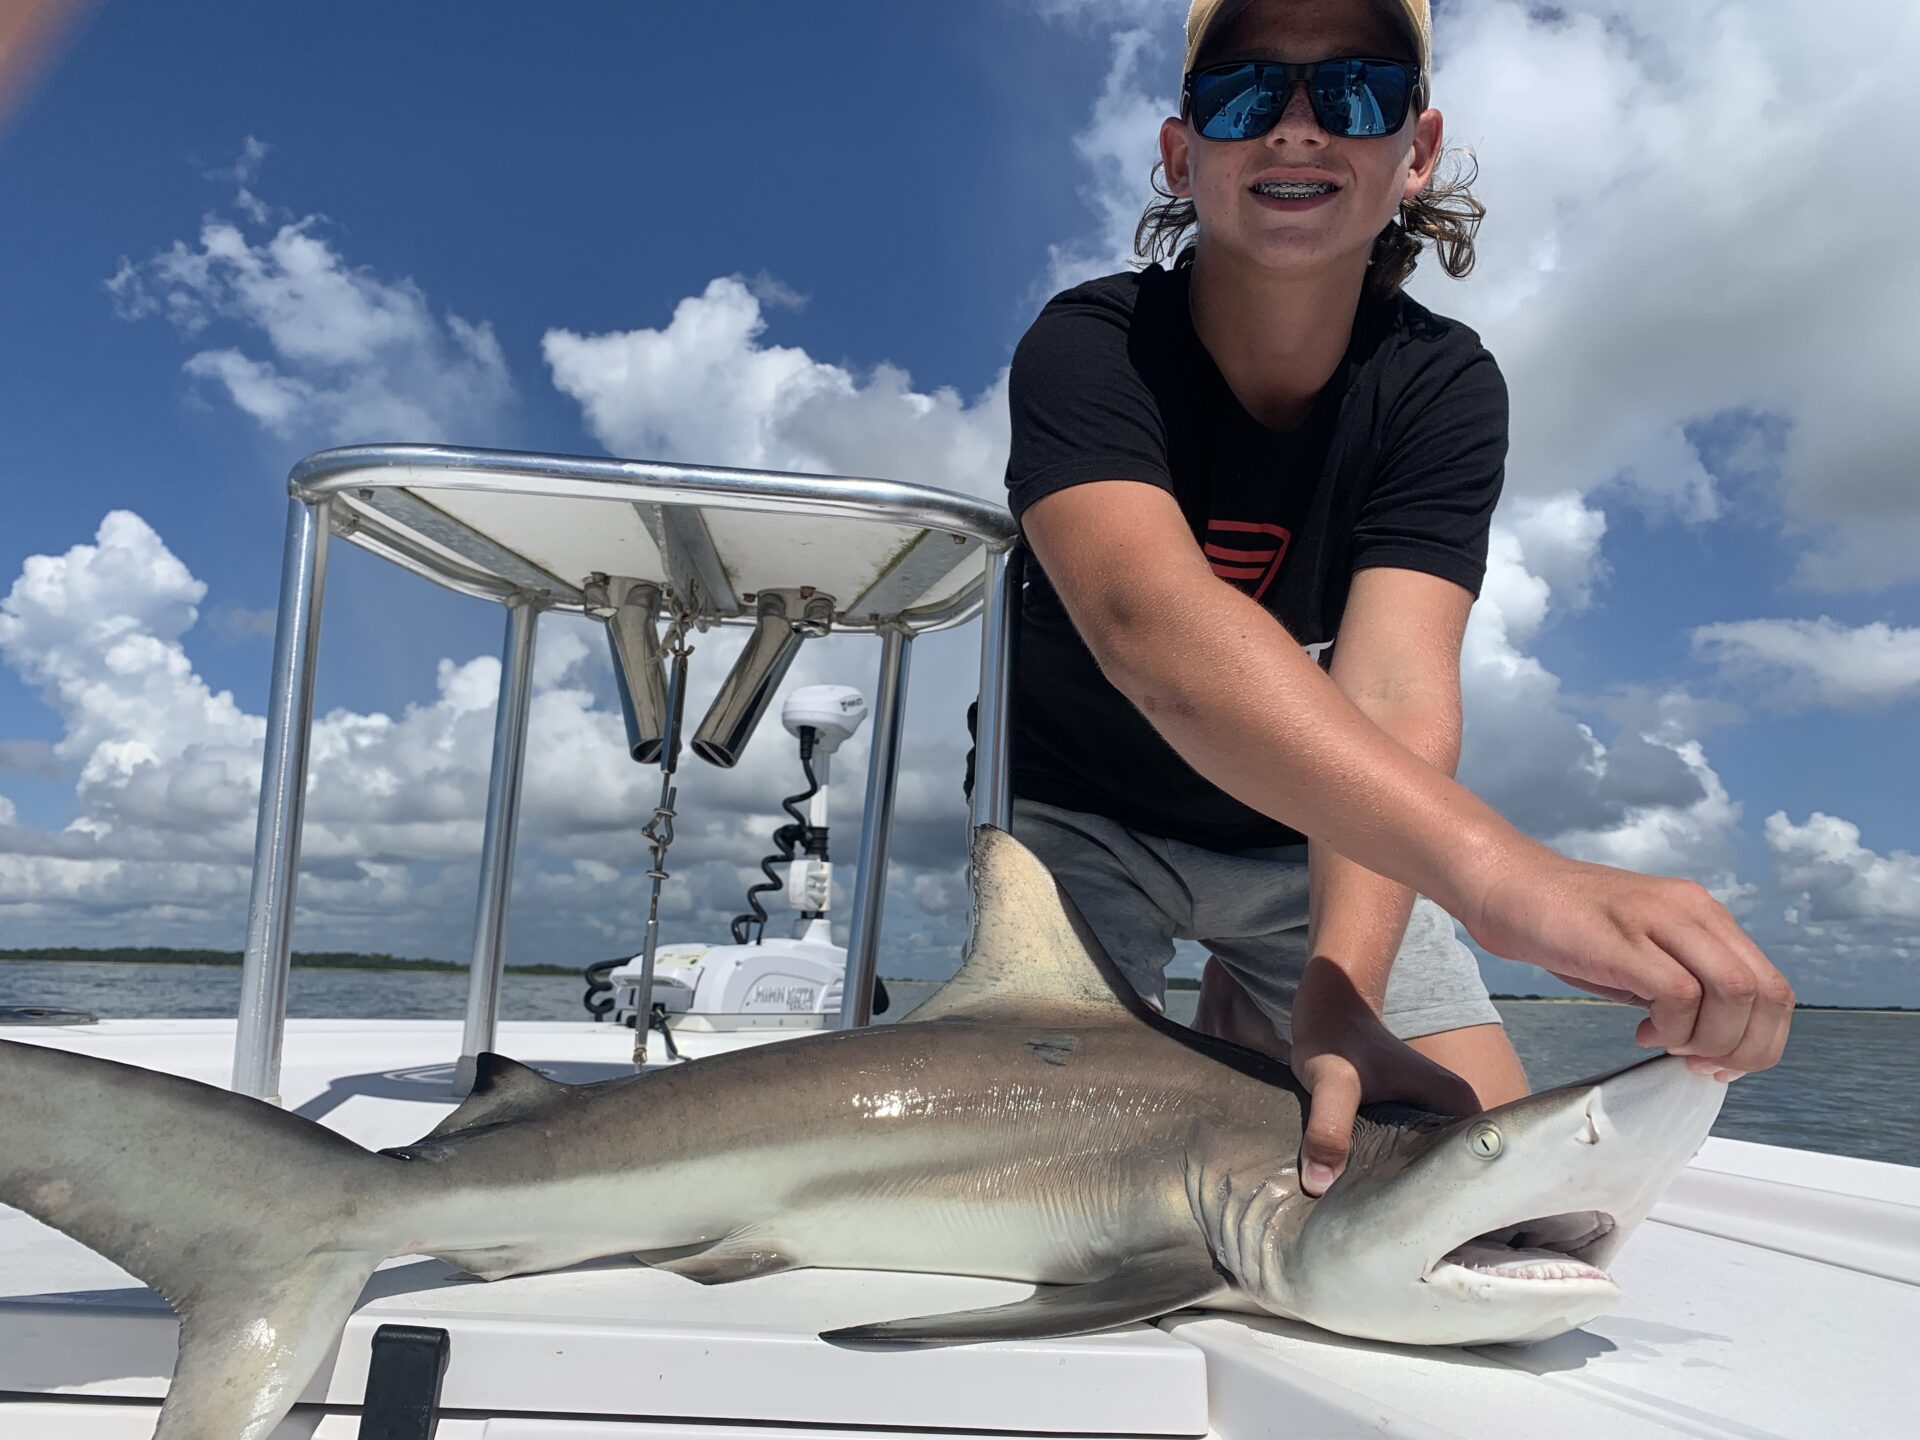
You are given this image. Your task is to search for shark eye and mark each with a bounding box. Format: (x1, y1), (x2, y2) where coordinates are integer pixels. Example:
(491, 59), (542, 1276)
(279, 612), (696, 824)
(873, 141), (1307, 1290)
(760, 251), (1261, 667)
(1466, 1122), (1504, 1160)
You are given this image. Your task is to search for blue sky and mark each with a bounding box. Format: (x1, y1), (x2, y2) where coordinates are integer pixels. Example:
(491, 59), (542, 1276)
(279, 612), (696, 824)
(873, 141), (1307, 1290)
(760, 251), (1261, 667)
(3, 0), (1917, 1005)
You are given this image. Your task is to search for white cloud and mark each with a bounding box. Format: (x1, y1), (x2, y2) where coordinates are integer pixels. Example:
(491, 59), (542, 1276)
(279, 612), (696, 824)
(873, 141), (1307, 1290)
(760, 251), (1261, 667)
(1692, 617), (1920, 710)
(543, 276), (1009, 501)
(1431, 0), (1920, 586)
(1553, 740), (1749, 908)
(1766, 811), (1920, 923)
(1457, 523), (1735, 867)
(107, 149), (512, 446)
(0, 513), (946, 964)
(203, 602), (280, 643)
(1043, 24), (1174, 296)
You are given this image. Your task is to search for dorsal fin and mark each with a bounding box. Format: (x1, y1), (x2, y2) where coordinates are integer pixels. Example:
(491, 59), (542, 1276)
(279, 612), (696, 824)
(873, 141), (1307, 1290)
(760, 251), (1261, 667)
(422, 1053), (571, 1141)
(904, 827), (1146, 1024)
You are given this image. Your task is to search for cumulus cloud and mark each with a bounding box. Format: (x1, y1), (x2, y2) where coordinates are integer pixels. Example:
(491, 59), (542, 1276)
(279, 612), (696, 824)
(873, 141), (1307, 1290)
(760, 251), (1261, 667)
(1692, 617), (1920, 710)
(1042, 23), (1173, 296)
(0, 513), (939, 965)
(543, 276), (1009, 501)
(1767, 812), (1920, 925)
(1432, 0), (1920, 586)
(106, 145), (513, 446)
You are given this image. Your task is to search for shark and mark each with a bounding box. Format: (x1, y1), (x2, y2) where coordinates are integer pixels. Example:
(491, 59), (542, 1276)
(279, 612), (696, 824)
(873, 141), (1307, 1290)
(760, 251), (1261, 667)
(0, 826), (1725, 1439)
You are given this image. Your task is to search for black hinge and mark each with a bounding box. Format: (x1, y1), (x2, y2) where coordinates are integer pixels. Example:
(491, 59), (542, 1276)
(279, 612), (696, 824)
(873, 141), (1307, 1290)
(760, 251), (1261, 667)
(360, 1324), (451, 1440)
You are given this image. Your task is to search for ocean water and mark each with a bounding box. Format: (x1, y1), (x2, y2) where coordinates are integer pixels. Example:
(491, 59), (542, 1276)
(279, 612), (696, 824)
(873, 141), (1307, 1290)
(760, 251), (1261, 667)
(2, 960), (1913, 1168)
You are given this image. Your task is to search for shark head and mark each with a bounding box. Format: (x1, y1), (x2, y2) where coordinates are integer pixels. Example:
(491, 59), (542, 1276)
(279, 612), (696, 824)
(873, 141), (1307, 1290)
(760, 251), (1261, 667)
(1257, 1054), (1726, 1346)
(912, 828), (1729, 1350)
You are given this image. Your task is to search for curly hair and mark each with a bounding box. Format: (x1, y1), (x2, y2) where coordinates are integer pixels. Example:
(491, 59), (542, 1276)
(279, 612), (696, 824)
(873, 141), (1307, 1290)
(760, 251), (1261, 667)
(1132, 144), (1486, 298)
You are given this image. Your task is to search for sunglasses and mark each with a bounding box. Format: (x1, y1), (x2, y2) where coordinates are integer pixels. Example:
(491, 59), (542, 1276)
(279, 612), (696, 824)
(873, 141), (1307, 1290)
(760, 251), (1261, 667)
(1183, 58), (1422, 141)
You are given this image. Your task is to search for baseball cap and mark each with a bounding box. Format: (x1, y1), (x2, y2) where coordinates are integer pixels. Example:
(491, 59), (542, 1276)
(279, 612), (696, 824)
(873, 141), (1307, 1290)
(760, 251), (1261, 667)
(1183, 0), (1432, 85)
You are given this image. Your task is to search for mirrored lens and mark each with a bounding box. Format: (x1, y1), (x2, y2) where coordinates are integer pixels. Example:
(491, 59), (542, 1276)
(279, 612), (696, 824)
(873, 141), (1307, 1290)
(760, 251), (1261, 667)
(1309, 60), (1409, 137)
(1191, 63), (1276, 140)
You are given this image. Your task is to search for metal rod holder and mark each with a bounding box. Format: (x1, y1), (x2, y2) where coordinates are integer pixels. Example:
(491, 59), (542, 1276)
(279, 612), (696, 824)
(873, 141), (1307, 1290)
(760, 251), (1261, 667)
(454, 596), (540, 1096)
(233, 498), (331, 1103)
(690, 590), (809, 768)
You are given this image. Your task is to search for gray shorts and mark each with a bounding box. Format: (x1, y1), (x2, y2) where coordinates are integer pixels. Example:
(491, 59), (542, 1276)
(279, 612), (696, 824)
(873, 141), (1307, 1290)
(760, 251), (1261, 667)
(1010, 798), (1501, 1042)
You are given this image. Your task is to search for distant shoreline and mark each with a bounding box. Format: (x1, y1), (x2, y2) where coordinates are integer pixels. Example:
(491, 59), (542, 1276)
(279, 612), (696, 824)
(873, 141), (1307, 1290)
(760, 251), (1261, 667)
(0, 948), (576, 979)
(2, 950), (1911, 1012)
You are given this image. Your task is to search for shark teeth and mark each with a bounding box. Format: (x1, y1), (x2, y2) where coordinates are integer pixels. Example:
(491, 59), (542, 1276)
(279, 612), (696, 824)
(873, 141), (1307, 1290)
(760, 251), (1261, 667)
(1439, 1240), (1612, 1283)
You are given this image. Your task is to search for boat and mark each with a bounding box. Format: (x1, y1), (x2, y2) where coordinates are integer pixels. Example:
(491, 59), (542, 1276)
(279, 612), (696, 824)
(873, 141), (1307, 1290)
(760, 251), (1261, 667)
(2, 443), (1913, 1438)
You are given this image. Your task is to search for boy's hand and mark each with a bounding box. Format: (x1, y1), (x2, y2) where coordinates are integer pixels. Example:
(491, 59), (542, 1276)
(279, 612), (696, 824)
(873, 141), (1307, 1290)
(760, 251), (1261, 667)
(1192, 958), (1481, 1197)
(1467, 849), (1794, 1079)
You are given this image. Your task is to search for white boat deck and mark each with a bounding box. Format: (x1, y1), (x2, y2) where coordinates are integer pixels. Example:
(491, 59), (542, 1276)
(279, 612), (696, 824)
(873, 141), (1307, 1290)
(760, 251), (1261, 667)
(2, 1019), (1913, 1439)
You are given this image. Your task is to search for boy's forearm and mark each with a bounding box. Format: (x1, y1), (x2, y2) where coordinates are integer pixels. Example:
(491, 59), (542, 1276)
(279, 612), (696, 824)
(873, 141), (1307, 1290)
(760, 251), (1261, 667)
(1306, 691), (1466, 1009)
(1096, 579), (1524, 926)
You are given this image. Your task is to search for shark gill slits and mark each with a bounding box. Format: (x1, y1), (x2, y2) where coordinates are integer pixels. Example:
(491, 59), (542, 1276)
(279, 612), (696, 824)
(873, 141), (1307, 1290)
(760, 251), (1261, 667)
(1467, 1123), (1504, 1160)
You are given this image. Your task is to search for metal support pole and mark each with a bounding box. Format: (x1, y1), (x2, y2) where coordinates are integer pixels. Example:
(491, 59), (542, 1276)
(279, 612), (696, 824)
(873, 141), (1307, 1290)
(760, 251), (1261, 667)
(454, 595), (540, 1096)
(234, 498), (332, 1102)
(838, 625), (913, 1030)
(969, 546), (1022, 833)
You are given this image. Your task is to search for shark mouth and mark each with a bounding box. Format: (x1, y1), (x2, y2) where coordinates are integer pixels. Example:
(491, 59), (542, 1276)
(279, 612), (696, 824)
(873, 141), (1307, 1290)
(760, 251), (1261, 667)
(1432, 1210), (1618, 1284)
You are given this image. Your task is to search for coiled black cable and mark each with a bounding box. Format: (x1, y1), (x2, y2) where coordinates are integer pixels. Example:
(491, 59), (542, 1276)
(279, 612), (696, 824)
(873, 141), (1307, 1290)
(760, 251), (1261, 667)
(581, 956), (622, 1019)
(732, 729), (825, 945)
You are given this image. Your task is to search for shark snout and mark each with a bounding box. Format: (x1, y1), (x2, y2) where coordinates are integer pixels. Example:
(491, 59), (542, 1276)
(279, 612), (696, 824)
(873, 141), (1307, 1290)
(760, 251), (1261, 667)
(1269, 1054), (1728, 1347)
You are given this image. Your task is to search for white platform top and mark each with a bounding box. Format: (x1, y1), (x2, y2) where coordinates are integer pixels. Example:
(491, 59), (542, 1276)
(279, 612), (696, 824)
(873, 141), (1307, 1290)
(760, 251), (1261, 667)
(288, 443), (1018, 631)
(2, 1019), (1914, 1439)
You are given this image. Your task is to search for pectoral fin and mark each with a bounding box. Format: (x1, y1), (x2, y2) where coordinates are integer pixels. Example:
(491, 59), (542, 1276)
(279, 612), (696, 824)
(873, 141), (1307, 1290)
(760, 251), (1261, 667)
(820, 1247), (1225, 1346)
(641, 1235), (799, 1285)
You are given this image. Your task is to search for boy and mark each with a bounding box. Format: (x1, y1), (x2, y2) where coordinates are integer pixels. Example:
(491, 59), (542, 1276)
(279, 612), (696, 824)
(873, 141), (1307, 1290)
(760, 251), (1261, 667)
(1000, 0), (1792, 1193)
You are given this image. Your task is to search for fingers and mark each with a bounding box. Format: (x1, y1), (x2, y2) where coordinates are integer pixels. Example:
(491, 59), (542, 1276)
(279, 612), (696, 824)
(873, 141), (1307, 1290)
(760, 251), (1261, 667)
(1633, 934), (1708, 1055)
(1666, 921), (1757, 1060)
(1299, 1060), (1362, 1197)
(1637, 892), (1795, 1074)
(1705, 907), (1796, 1072)
(1485, 854), (1796, 1076)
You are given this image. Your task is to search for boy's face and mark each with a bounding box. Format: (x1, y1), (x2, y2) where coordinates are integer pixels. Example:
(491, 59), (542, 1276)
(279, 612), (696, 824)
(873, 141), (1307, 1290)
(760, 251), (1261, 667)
(1160, 0), (1442, 281)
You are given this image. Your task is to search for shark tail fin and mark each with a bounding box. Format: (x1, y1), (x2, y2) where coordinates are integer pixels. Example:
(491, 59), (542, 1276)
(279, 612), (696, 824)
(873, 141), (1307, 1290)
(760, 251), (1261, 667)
(0, 1038), (403, 1440)
(153, 1248), (383, 1440)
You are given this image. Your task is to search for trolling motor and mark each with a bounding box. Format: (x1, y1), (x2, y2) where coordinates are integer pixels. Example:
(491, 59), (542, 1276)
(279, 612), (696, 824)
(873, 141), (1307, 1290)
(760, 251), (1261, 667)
(591, 685), (886, 1034)
(732, 686), (870, 946)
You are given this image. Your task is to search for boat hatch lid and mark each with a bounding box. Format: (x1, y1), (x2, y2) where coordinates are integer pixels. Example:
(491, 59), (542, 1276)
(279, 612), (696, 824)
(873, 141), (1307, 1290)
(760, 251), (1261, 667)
(0, 1260), (1207, 1433)
(289, 444), (1018, 633)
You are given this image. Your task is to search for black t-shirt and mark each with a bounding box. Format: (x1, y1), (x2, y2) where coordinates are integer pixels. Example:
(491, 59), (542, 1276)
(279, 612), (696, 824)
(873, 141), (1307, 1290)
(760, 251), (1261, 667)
(993, 258), (1508, 851)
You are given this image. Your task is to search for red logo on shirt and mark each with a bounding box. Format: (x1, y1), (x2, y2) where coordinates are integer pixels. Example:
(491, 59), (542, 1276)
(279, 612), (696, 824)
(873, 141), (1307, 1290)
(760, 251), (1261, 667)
(1204, 520), (1293, 602)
